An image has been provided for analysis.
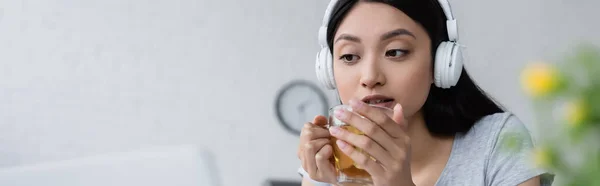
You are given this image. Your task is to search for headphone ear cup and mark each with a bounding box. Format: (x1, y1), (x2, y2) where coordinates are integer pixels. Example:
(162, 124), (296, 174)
(447, 43), (463, 87)
(315, 51), (324, 87)
(434, 42), (464, 89)
(323, 49), (336, 89)
(434, 42), (449, 88)
(315, 47), (336, 89)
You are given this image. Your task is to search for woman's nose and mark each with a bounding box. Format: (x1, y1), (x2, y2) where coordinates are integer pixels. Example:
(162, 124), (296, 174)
(359, 58), (386, 89)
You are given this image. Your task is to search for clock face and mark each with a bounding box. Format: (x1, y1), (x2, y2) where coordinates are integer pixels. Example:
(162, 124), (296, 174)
(275, 80), (329, 136)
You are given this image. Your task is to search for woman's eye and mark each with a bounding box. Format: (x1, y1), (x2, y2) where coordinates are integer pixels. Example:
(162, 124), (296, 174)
(339, 54), (360, 63)
(385, 49), (408, 58)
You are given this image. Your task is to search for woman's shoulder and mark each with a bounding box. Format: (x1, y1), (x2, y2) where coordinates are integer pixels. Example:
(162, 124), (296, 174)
(455, 112), (538, 170)
(459, 112), (530, 145)
(449, 112), (555, 185)
(473, 112), (524, 132)
(450, 112), (531, 167)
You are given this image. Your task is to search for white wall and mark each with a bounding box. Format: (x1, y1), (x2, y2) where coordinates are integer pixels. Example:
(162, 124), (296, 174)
(0, 0), (598, 185)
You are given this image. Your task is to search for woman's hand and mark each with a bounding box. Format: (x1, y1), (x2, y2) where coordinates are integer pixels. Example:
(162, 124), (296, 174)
(329, 99), (415, 186)
(297, 115), (337, 184)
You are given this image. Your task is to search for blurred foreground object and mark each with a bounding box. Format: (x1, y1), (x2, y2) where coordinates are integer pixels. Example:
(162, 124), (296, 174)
(0, 145), (221, 186)
(516, 44), (600, 185)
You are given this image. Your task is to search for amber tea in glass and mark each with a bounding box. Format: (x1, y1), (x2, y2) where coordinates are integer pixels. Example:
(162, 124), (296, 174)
(328, 104), (393, 185)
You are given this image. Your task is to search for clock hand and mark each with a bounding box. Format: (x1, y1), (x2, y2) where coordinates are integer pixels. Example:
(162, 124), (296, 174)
(298, 100), (310, 112)
(298, 100), (312, 124)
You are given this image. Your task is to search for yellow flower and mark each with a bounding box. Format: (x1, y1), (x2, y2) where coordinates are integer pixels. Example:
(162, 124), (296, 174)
(533, 147), (551, 168)
(565, 99), (588, 127)
(521, 62), (560, 97)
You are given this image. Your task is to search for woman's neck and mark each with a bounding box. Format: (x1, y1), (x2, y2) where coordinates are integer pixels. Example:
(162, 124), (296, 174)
(406, 110), (454, 179)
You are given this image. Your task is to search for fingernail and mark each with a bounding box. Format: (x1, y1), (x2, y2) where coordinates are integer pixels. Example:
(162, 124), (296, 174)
(334, 109), (346, 120)
(394, 103), (402, 112)
(349, 99), (362, 110)
(336, 140), (347, 149)
(330, 126), (341, 135)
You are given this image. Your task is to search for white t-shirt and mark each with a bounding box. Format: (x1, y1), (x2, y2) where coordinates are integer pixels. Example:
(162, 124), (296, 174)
(298, 112), (555, 186)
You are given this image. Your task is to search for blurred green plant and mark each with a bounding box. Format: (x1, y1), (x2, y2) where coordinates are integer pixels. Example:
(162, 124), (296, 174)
(514, 43), (600, 185)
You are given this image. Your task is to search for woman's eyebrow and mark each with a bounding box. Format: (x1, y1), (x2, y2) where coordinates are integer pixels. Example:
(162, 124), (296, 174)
(380, 28), (416, 41)
(334, 34), (361, 44)
(334, 28), (415, 44)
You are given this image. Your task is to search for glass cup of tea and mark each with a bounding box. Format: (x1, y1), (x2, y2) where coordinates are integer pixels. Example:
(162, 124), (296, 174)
(327, 104), (394, 185)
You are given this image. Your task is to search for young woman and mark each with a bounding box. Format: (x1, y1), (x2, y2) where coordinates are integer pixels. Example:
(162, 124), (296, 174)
(297, 0), (554, 185)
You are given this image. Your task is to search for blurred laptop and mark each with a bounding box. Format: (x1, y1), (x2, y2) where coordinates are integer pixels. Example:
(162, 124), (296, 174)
(0, 144), (221, 186)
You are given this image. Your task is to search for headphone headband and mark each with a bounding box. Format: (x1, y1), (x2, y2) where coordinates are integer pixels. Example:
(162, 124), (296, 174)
(436, 0), (459, 41)
(318, 0), (458, 47)
(318, 0), (339, 48)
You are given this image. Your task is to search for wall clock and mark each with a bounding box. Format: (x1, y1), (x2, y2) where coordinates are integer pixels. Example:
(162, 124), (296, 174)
(275, 80), (329, 136)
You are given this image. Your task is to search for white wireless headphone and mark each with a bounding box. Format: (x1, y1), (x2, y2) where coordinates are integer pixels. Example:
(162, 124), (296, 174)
(315, 0), (464, 90)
